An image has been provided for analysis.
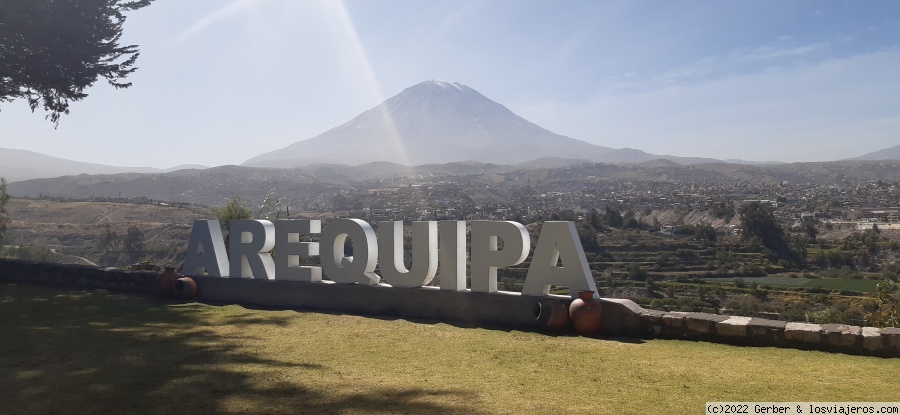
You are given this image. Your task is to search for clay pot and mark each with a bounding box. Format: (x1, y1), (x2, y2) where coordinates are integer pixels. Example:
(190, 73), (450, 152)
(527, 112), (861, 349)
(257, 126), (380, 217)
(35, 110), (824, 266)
(533, 300), (570, 332)
(155, 267), (179, 298)
(568, 290), (602, 337)
(174, 277), (198, 300)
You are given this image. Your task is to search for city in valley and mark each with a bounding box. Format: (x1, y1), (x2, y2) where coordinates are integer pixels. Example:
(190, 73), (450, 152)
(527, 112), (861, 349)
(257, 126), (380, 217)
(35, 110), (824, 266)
(4, 157), (900, 327)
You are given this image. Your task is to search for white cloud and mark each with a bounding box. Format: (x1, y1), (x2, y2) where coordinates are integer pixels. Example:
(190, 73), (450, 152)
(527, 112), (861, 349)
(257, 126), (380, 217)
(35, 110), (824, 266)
(737, 43), (828, 62)
(647, 42), (831, 89)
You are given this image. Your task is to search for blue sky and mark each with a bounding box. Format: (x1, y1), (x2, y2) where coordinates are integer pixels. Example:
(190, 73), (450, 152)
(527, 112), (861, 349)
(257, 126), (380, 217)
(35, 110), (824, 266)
(2, 0), (899, 168)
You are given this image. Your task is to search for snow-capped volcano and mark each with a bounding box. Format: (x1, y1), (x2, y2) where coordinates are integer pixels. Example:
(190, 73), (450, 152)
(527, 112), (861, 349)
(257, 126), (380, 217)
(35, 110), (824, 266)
(244, 80), (719, 167)
(243, 80), (619, 167)
(428, 80), (467, 90)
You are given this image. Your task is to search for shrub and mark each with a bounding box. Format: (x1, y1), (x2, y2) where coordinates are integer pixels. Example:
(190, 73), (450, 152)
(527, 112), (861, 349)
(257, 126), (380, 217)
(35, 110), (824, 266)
(866, 281), (900, 328)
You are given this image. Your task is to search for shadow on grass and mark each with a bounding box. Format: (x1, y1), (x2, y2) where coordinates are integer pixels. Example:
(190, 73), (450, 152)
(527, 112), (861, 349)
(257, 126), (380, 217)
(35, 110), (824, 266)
(0, 283), (489, 415)
(230, 301), (646, 344)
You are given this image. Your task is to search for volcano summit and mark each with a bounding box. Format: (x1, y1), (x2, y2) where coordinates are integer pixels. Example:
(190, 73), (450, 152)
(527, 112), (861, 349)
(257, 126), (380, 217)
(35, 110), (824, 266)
(243, 80), (627, 167)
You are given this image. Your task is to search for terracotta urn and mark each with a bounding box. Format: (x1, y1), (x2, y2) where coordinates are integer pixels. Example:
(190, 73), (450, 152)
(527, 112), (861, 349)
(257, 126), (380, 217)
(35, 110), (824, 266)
(174, 277), (198, 300)
(533, 300), (570, 331)
(155, 267), (179, 298)
(568, 290), (602, 336)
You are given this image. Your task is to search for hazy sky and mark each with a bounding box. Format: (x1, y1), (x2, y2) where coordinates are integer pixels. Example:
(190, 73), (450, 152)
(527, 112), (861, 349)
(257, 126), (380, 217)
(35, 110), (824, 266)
(2, 0), (899, 168)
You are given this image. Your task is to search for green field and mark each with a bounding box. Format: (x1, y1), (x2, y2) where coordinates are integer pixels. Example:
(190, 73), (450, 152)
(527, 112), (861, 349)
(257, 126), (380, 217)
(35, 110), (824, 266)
(735, 276), (813, 287)
(1, 283), (898, 415)
(800, 278), (883, 292)
(704, 276), (883, 292)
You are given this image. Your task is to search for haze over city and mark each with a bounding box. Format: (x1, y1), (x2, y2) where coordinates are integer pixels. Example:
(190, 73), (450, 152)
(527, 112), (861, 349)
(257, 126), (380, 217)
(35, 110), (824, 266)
(2, 0), (899, 168)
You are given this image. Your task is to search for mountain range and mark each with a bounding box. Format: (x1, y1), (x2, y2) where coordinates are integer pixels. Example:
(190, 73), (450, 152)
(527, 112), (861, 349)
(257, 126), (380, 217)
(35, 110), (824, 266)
(10, 159), (900, 208)
(0, 147), (206, 183)
(846, 144), (900, 161)
(1, 80), (897, 182)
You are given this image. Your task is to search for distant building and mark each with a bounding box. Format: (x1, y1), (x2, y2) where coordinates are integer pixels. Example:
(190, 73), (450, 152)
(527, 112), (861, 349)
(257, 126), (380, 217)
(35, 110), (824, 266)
(661, 225), (679, 236)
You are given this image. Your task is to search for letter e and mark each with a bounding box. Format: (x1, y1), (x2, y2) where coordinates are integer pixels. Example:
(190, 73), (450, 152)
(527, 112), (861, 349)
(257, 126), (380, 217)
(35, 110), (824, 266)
(274, 219), (322, 282)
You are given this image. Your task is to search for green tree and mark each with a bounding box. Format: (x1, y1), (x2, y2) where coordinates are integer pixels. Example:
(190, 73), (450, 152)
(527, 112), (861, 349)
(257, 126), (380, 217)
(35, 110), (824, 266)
(122, 226), (145, 262)
(623, 217), (641, 229)
(576, 222), (599, 253)
(859, 228), (879, 254)
(711, 201), (735, 222)
(211, 196), (252, 240)
(803, 222), (818, 241)
(788, 235), (808, 268)
(98, 223), (119, 252)
(1, 0), (154, 125)
(588, 208), (602, 230)
(97, 223), (121, 266)
(740, 202), (801, 267)
(866, 280), (899, 328)
(626, 263), (649, 281)
(645, 276), (660, 298)
(603, 206), (623, 228)
(0, 178), (9, 248)
(695, 224), (717, 244)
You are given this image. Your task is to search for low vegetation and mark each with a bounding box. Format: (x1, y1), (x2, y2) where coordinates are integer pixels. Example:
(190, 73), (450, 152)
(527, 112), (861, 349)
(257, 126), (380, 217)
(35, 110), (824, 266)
(553, 205), (900, 327)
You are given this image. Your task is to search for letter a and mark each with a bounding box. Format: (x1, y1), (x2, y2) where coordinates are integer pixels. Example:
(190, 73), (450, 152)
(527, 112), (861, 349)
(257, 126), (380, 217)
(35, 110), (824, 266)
(183, 220), (229, 277)
(522, 221), (599, 299)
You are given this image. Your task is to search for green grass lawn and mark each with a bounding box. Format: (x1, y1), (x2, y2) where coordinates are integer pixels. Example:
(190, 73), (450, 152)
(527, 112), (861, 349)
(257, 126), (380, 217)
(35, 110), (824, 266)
(1, 283), (898, 415)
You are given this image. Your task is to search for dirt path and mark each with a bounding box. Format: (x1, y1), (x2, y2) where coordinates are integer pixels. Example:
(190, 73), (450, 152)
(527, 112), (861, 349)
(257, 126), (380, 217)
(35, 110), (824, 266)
(49, 249), (98, 267)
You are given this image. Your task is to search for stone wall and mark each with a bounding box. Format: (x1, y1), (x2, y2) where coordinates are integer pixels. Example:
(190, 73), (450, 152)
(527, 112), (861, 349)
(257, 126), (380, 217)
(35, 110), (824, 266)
(635, 309), (900, 357)
(0, 259), (158, 295)
(1, 259), (897, 357)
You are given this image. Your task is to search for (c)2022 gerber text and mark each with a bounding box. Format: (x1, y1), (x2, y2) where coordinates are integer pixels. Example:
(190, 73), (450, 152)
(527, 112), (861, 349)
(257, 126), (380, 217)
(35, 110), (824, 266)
(706, 402), (900, 415)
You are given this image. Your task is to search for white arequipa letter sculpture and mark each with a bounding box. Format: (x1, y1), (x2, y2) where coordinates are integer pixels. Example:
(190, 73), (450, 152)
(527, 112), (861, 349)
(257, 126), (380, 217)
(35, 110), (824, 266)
(320, 218), (381, 285)
(522, 221), (599, 299)
(469, 220), (530, 293)
(183, 218), (599, 298)
(183, 220), (229, 277)
(229, 220), (275, 279)
(438, 220), (466, 291)
(377, 221), (438, 288)
(274, 219), (322, 282)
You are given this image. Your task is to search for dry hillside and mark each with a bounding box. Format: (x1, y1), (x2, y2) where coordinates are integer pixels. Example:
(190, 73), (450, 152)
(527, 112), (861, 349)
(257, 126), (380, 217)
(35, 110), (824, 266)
(3, 199), (211, 267)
